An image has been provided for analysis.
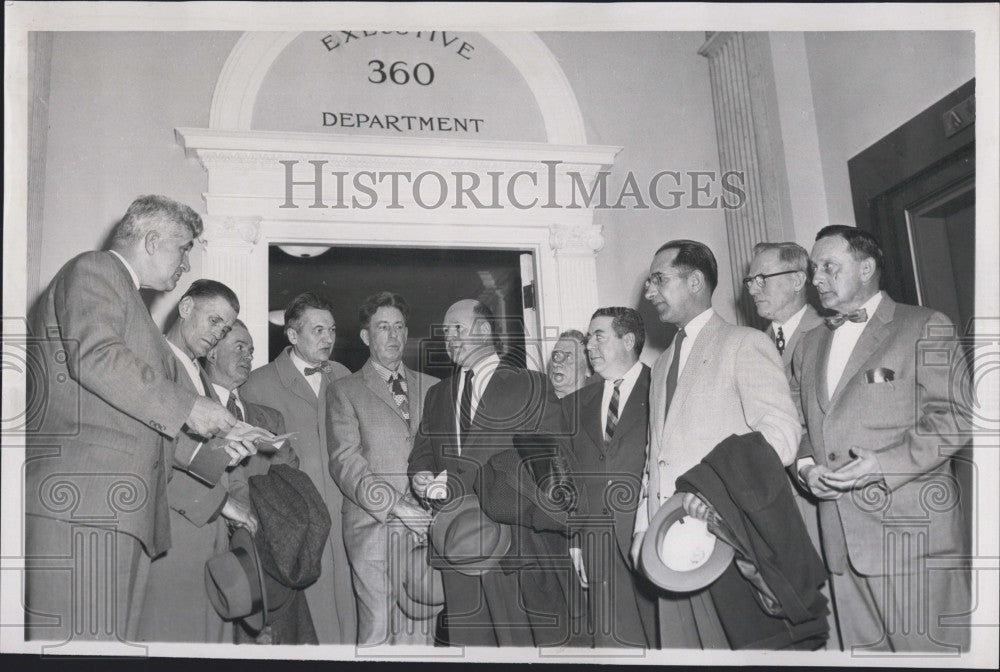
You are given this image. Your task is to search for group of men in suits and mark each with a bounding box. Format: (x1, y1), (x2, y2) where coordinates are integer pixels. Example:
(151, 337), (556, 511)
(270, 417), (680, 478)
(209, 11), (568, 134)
(24, 193), (969, 653)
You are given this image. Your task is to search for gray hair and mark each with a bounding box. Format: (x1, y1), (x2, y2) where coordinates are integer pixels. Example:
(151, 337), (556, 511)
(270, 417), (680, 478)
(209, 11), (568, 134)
(109, 195), (203, 249)
(752, 241), (809, 273)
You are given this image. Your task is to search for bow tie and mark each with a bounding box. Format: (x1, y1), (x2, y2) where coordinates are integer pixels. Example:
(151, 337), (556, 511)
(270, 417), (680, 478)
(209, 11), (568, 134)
(825, 308), (869, 329)
(304, 361), (333, 376)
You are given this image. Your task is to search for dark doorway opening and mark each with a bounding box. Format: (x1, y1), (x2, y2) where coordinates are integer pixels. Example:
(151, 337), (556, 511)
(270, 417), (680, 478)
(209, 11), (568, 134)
(267, 246), (528, 379)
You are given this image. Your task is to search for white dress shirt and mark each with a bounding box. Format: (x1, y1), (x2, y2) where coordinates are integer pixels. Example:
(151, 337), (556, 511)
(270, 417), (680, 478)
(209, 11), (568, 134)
(599, 359), (644, 435)
(825, 291), (884, 397)
(454, 352), (501, 453)
(676, 307), (715, 378)
(109, 250), (140, 290)
(770, 303), (808, 341)
(167, 340), (207, 396)
(289, 348), (323, 397)
(212, 383), (246, 419)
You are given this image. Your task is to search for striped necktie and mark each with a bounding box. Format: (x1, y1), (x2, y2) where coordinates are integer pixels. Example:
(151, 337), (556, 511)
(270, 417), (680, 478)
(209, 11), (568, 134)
(605, 378), (624, 443)
(226, 391), (244, 422)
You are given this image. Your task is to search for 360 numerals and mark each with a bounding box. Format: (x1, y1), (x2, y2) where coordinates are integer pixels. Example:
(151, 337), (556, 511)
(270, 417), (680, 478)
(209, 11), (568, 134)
(368, 60), (434, 86)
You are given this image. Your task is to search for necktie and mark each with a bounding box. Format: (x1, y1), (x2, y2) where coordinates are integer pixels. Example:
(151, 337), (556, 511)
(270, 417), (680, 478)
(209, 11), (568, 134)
(227, 392), (244, 422)
(663, 328), (686, 415)
(605, 378), (624, 443)
(458, 368), (475, 440)
(825, 308), (869, 329)
(304, 361), (332, 376)
(774, 326), (785, 356)
(389, 372), (410, 420)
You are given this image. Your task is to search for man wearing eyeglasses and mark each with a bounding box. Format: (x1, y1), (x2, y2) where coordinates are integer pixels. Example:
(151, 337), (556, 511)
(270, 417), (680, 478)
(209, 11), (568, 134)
(634, 239), (800, 649)
(744, 242), (825, 379)
(547, 329), (593, 400)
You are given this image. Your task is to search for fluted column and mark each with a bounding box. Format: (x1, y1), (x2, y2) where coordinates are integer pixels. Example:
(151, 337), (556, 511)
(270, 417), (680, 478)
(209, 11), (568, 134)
(700, 32), (794, 327)
(549, 224), (604, 332)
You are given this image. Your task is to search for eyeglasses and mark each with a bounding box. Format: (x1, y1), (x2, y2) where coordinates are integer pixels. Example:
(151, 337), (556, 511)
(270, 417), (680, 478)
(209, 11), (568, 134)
(643, 272), (688, 291)
(741, 270), (800, 290)
(550, 350), (576, 364)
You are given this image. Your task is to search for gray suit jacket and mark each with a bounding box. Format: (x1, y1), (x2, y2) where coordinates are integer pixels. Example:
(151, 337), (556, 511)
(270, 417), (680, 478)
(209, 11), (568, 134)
(792, 294), (968, 575)
(638, 311), (801, 534)
(26, 251), (197, 556)
(771, 303), (825, 381)
(240, 346), (356, 643)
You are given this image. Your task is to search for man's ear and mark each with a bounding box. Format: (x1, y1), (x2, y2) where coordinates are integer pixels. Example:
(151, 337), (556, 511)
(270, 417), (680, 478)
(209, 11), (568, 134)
(688, 269), (705, 294)
(177, 295), (193, 319)
(792, 270), (808, 292)
(474, 319), (493, 337)
(859, 257), (877, 284)
(144, 230), (161, 256)
(623, 332), (636, 353)
(204, 347), (218, 365)
(286, 327), (299, 345)
(360, 329), (371, 347)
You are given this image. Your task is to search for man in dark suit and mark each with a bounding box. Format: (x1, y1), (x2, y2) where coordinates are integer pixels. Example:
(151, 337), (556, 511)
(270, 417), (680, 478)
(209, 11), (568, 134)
(138, 281), (261, 642)
(327, 292), (438, 646)
(793, 226), (970, 651)
(559, 307), (656, 648)
(240, 292), (356, 643)
(25, 195), (239, 642)
(408, 299), (550, 646)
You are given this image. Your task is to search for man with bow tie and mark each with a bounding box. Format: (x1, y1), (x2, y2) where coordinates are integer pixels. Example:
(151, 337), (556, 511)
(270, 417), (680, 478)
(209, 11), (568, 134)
(792, 225), (970, 652)
(240, 292), (356, 644)
(326, 291), (439, 646)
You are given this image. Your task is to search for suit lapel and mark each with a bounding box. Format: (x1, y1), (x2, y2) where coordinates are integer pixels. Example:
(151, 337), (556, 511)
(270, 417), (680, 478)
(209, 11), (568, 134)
(830, 296), (896, 404)
(275, 347), (319, 410)
(814, 326), (834, 413)
(363, 360), (407, 422)
(664, 315), (721, 433)
(607, 366), (649, 454)
(405, 366), (424, 433)
(579, 381), (605, 453)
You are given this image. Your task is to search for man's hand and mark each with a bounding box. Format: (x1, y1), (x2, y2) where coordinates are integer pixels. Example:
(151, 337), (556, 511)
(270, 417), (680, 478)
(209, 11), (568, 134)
(629, 530), (645, 569)
(410, 471), (435, 499)
(568, 547), (589, 589)
(224, 439), (258, 468)
(801, 463), (844, 499)
(186, 397), (237, 438)
(391, 499), (432, 541)
(221, 497), (259, 536)
(682, 493), (712, 521)
(820, 447), (884, 492)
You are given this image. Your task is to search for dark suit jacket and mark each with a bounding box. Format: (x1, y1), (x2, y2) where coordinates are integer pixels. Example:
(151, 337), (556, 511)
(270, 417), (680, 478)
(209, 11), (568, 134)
(561, 365), (650, 559)
(26, 251), (197, 556)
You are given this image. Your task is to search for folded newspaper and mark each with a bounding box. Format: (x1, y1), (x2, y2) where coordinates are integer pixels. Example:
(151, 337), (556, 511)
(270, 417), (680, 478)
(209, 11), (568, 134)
(225, 421), (295, 453)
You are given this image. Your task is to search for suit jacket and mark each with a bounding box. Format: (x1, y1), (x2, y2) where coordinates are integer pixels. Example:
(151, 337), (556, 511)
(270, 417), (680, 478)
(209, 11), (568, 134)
(327, 359), (437, 526)
(26, 251), (197, 557)
(562, 365), (650, 558)
(228, 399), (297, 505)
(240, 347), (356, 644)
(773, 304), (824, 381)
(792, 294), (968, 576)
(639, 312), (801, 533)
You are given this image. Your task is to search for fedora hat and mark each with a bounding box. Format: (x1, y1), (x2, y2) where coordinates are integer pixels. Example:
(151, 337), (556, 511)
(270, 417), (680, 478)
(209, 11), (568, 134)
(204, 527), (269, 633)
(640, 492), (735, 593)
(428, 494), (512, 576)
(395, 539), (445, 621)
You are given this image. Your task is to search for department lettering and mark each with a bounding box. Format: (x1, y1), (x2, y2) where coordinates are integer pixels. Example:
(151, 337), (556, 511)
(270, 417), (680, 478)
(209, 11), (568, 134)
(322, 112), (484, 133)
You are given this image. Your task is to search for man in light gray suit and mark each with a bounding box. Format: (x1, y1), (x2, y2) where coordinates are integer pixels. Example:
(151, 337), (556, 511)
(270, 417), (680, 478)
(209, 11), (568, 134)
(327, 291), (438, 645)
(633, 239), (800, 649)
(241, 291), (356, 643)
(25, 195), (238, 642)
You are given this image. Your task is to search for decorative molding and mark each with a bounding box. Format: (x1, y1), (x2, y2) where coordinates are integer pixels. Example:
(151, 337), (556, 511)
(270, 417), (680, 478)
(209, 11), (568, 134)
(203, 215), (263, 246)
(209, 31), (587, 144)
(549, 224), (605, 254)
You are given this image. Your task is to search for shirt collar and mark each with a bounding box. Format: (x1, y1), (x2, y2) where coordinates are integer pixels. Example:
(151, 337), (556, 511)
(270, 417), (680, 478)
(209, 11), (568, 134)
(212, 383), (234, 407)
(370, 358), (403, 382)
(288, 348), (318, 377)
(109, 250), (140, 290)
(859, 291), (884, 317)
(604, 359), (643, 388)
(681, 307), (715, 343)
(772, 303), (808, 336)
(466, 352), (501, 378)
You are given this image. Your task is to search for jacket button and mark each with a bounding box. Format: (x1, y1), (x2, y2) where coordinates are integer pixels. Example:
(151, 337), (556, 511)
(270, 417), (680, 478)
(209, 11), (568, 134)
(599, 455), (605, 461)
(828, 453), (837, 461)
(178, 509), (186, 515)
(658, 460), (666, 467)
